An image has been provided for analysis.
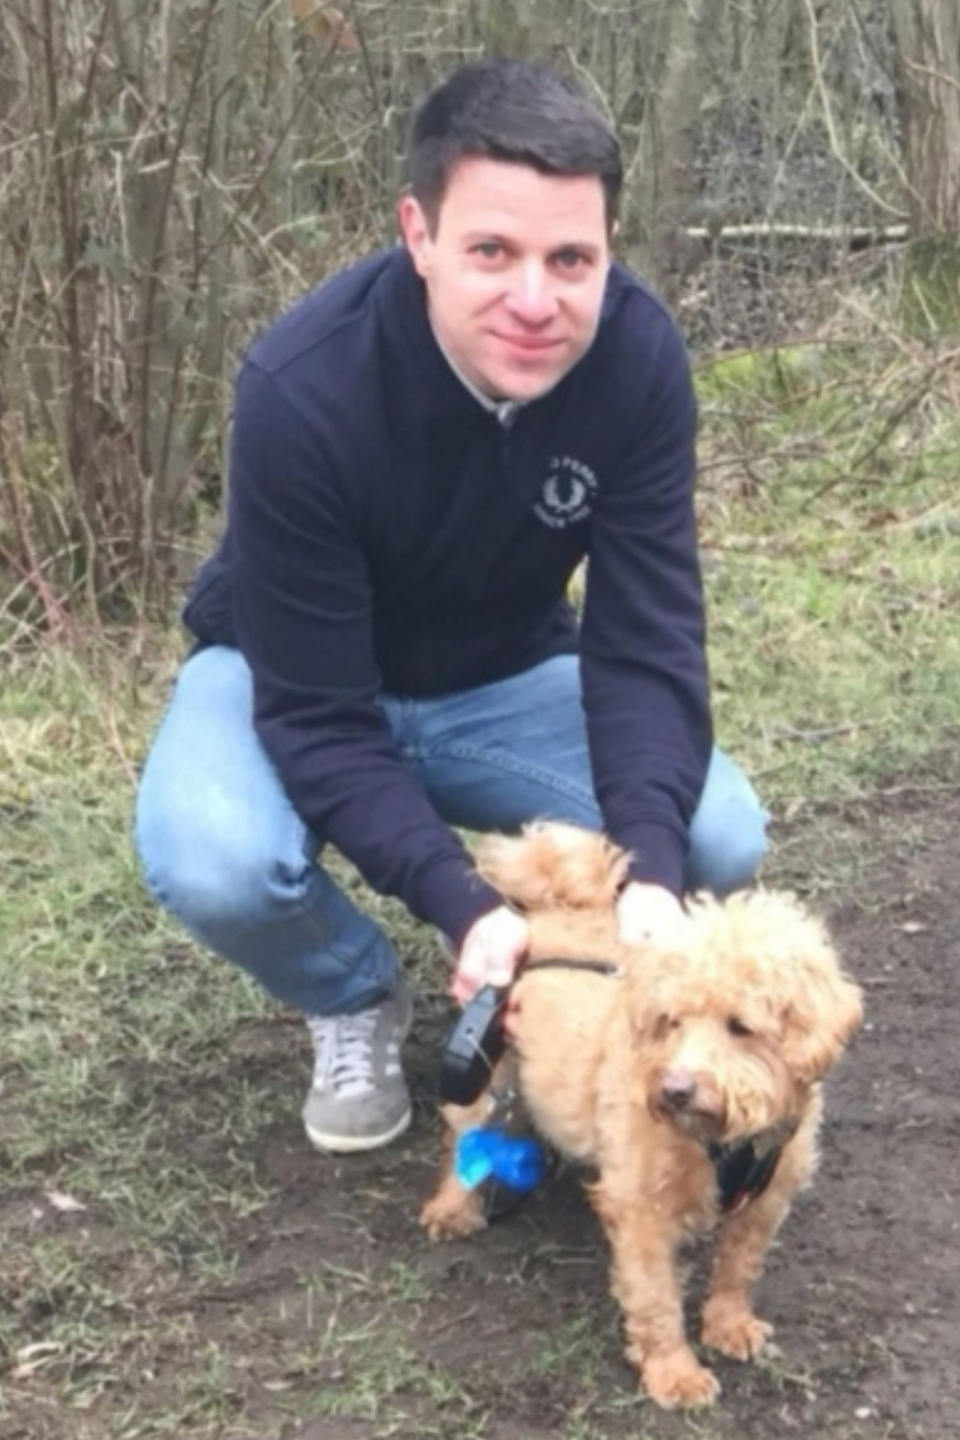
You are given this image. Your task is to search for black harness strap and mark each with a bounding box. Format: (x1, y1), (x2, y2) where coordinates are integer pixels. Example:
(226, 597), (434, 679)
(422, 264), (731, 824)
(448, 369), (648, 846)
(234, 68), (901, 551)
(708, 1138), (784, 1214)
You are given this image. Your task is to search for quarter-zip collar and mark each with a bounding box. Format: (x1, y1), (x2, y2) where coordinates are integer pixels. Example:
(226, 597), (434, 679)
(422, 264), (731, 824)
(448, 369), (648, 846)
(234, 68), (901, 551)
(431, 334), (524, 429)
(383, 247), (488, 416)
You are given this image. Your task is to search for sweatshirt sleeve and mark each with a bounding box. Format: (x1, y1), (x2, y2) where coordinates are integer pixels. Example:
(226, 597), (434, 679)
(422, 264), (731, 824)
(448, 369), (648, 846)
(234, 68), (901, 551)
(580, 312), (712, 894)
(228, 361), (501, 945)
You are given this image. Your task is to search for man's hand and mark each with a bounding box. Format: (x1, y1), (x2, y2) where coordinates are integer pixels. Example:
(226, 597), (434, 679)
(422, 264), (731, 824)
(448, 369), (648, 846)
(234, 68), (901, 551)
(617, 880), (687, 947)
(452, 905), (530, 1004)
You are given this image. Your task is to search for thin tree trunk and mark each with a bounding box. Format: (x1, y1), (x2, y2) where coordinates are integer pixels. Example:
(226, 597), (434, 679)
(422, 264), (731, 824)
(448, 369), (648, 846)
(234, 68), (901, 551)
(890, 0), (960, 331)
(622, 0), (723, 303)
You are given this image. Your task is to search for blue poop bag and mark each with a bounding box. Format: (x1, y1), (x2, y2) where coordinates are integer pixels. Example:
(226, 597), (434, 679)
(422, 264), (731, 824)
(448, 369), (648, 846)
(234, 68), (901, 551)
(454, 1125), (548, 1194)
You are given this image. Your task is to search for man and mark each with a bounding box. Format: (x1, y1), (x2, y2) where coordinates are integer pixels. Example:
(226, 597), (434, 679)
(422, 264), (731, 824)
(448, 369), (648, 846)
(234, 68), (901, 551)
(135, 59), (767, 1157)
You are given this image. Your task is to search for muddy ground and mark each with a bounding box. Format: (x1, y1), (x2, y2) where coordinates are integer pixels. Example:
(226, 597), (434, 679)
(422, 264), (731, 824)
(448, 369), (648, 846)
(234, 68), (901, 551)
(5, 789), (960, 1439)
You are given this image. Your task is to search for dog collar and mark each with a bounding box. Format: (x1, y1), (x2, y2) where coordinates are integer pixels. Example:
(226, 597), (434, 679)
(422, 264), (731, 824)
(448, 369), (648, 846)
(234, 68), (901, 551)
(522, 957), (622, 978)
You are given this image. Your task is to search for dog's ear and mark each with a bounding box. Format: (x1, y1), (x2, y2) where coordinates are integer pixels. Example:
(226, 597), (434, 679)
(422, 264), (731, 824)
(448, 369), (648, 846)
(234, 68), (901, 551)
(767, 898), (863, 1082)
(476, 822), (630, 910)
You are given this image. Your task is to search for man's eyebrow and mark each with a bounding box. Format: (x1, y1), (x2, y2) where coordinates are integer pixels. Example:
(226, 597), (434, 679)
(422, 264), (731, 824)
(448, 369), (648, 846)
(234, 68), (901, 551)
(460, 231), (603, 256)
(461, 230), (512, 245)
(549, 241), (603, 257)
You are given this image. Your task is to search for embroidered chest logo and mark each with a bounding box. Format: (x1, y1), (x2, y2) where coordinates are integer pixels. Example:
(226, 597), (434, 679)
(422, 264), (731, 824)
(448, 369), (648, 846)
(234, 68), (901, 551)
(533, 455), (599, 529)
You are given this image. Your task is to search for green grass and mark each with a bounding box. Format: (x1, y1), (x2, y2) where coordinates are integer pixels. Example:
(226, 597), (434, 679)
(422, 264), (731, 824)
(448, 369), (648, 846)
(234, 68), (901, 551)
(2, 329), (959, 1436)
(697, 340), (960, 810)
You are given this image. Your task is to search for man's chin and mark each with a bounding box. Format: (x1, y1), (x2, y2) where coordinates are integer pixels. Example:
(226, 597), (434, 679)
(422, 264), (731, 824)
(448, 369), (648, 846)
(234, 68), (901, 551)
(485, 364), (569, 405)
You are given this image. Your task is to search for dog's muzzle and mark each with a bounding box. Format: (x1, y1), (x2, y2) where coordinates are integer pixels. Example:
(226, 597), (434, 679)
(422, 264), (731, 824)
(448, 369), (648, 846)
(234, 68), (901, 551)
(658, 1067), (697, 1111)
(653, 1068), (726, 1131)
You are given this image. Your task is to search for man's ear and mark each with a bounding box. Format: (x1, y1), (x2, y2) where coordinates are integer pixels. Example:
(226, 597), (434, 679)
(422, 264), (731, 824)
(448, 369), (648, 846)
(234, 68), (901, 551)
(397, 192), (433, 278)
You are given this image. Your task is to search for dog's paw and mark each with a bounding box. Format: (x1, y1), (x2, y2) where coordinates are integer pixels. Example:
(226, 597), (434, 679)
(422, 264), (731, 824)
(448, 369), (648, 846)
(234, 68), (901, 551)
(701, 1303), (774, 1361)
(639, 1349), (720, 1410)
(419, 1192), (487, 1241)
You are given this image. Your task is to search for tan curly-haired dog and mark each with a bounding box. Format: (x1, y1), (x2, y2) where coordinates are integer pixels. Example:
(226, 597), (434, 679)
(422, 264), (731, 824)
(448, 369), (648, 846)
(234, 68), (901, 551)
(420, 822), (863, 1411)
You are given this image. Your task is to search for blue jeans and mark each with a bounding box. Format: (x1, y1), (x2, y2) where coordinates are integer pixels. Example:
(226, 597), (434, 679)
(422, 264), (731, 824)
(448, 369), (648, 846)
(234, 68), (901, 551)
(135, 646), (768, 1016)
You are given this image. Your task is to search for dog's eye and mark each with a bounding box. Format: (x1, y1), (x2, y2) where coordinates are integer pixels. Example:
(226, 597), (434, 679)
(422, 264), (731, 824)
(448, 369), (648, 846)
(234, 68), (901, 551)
(727, 1016), (752, 1037)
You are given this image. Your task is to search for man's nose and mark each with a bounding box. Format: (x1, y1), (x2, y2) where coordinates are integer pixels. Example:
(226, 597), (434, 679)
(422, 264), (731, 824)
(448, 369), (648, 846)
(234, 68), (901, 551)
(505, 262), (558, 324)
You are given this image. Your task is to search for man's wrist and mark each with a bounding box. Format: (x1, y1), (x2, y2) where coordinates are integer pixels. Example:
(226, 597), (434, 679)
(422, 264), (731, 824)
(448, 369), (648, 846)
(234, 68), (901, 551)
(618, 820), (687, 897)
(412, 858), (503, 952)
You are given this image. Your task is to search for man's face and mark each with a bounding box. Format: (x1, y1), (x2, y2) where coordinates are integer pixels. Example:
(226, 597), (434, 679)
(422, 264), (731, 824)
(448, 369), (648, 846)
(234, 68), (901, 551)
(398, 157), (611, 402)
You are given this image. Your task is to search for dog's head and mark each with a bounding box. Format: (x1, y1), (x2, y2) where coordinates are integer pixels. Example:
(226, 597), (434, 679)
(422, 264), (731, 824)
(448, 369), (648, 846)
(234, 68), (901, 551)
(626, 890), (863, 1144)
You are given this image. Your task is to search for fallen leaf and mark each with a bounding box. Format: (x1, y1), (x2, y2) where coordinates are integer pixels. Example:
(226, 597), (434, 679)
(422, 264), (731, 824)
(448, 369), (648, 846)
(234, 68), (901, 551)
(45, 1190), (87, 1213)
(15, 1342), (61, 1361)
(12, 1340), (62, 1377)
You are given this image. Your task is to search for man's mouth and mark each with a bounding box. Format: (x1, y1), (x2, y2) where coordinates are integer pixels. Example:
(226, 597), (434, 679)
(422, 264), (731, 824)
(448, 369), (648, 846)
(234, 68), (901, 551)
(494, 333), (563, 354)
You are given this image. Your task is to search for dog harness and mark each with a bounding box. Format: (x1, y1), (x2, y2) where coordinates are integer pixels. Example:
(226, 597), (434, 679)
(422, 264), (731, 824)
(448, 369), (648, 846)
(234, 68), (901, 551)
(707, 1133), (786, 1214)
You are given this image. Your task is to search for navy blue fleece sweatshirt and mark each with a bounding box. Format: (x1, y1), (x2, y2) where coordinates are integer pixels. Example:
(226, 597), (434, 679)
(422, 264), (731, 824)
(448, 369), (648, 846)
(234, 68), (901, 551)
(183, 247), (712, 945)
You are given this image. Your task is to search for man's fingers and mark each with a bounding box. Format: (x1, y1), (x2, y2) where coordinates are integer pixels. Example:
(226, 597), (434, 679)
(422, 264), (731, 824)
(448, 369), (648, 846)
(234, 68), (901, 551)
(450, 960), (484, 1004)
(450, 904), (530, 1003)
(449, 948), (515, 1003)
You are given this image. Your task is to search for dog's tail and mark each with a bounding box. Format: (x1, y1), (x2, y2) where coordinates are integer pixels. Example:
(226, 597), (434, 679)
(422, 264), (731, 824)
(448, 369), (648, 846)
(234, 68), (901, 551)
(476, 822), (630, 911)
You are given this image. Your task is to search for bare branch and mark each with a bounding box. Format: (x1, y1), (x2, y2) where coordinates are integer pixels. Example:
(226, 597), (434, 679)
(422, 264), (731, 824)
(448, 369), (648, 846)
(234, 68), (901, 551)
(802, 0), (908, 220)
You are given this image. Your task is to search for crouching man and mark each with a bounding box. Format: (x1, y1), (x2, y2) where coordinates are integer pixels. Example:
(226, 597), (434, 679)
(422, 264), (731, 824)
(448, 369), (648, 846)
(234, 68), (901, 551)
(135, 59), (767, 1154)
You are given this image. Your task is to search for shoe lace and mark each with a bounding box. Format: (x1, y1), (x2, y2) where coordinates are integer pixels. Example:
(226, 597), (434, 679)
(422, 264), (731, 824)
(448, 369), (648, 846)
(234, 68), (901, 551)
(308, 1010), (378, 1098)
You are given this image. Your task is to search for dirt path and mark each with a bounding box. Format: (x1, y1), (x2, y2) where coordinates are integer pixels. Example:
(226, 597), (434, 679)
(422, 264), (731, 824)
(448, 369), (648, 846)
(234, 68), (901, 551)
(5, 791), (959, 1439)
(225, 791), (960, 1439)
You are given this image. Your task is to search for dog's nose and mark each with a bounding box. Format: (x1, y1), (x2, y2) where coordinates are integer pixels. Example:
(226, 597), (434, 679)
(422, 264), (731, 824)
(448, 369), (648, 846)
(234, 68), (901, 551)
(660, 1069), (696, 1111)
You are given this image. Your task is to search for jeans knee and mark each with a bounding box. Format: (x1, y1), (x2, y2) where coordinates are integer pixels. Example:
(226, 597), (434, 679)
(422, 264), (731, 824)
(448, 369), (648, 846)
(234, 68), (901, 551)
(716, 818), (768, 893)
(135, 794), (312, 935)
(684, 748), (770, 896)
(686, 799), (769, 896)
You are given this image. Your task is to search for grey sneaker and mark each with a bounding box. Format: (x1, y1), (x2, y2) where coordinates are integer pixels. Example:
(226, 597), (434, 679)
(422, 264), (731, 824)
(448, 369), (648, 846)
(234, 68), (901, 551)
(302, 977), (413, 1153)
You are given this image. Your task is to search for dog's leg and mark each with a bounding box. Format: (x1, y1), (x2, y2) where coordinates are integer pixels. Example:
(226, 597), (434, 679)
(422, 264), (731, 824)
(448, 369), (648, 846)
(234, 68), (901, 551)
(591, 1182), (720, 1410)
(420, 1074), (511, 1241)
(701, 1133), (816, 1360)
(419, 1117), (487, 1240)
(700, 1191), (788, 1359)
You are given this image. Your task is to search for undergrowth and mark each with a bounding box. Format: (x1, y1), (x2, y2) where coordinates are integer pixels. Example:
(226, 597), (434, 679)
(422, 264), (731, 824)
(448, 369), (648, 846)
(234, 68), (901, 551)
(1, 324), (959, 1437)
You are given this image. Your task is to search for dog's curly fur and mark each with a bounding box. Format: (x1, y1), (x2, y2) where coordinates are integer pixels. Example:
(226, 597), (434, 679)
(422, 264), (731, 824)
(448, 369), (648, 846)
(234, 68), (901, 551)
(420, 822), (863, 1410)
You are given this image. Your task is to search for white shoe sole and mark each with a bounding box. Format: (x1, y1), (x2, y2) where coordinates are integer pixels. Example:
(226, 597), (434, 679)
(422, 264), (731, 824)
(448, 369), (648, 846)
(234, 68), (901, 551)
(304, 1104), (412, 1155)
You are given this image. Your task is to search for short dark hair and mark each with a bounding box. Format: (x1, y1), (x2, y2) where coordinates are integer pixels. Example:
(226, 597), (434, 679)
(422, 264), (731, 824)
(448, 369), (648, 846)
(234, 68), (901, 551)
(405, 59), (623, 232)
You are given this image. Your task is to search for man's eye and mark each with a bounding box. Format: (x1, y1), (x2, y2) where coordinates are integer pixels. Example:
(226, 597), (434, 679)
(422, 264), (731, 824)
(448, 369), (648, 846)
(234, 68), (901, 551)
(554, 249), (587, 271)
(473, 242), (503, 260)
